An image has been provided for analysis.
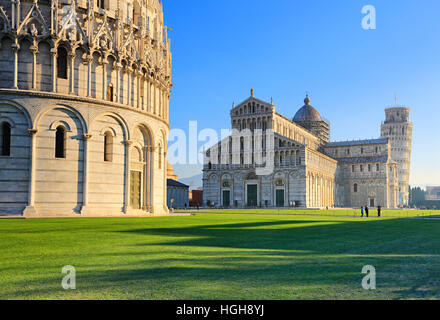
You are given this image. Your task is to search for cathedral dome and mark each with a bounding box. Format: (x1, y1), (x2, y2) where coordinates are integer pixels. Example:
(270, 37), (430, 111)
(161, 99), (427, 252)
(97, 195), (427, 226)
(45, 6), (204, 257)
(167, 160), (178, 180)
(293, 95), (322, 122)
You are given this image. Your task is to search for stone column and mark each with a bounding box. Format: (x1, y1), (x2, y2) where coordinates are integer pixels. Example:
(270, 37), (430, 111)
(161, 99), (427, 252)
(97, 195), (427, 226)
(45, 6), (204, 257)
(81, 134), (92, 216)
(23, 129), (38, 217)
(86, 55), (93, 97)
(153, 82), (157, 114)
(123, 140), (133, 213)
(69, 51), (76, 94)
(102, 58), (108, 100)
(12, 42), (19, 90)
(147, 80), (152, 112)
(149, 146), (156, 213)
(11, 0), (16, 29)
(313, 176), (317, 207)
(126, 68), (132, 106)
(115, 63), (122, 103)
(30, 43), (38, 90)
(143, 146), (150, 211)
(136, 71), (141, 109)
(163, 150), (168, 212)
(159, 88), (162, 117)
(50, 47), (57, 92)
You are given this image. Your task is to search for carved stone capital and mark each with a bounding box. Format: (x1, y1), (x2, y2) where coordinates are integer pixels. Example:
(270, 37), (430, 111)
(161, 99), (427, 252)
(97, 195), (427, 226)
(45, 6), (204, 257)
(28, 129), (38, 136)
(83, 134), (92, 141)
(29, 45), (39, 54)
(11, 43), (20, 52)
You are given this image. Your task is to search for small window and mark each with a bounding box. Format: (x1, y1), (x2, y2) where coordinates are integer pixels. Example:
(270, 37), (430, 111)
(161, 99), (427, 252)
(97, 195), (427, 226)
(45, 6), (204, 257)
(55, 126), (66, 158)
(158, 147), (163, 168)
(108, 84), (114, 102)
(360, 165), (363, 172)
(97, 0), (105, 10)
(104, 132), (113, 162)
(354, 183), (358, 193)
(352, 165), (355, 173)
(1, 122), (11, 156)
(368, 164), (371, 172)
(57, 47), (68, 79)
(376, 164), (380, 171)
(361, 148), (364, 154)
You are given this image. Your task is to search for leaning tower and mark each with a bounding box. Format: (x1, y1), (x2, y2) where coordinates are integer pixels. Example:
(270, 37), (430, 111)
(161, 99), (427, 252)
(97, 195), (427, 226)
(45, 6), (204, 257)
(0, 0), (172, 217)
(381, 106), (413, 207)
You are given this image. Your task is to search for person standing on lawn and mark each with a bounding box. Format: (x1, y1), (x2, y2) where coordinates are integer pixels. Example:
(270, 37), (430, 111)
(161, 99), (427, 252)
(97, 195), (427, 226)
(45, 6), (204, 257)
(361, 206), (364, 217)
(365, 206), (369, 217)
(378, 206), (382, 217)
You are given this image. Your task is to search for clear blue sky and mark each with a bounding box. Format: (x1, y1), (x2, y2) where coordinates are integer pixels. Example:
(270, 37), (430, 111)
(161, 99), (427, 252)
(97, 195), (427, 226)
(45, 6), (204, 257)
(164, 0), (440, 187)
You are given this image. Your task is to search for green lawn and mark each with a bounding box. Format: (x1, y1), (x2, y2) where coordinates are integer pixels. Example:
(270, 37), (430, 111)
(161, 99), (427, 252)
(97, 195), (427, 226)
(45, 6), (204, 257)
(0, 214), (439, 300)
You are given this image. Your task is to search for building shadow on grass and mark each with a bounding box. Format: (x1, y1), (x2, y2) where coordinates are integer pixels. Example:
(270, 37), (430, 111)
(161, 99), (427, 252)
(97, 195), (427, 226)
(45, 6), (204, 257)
(118, 218), (440, 255)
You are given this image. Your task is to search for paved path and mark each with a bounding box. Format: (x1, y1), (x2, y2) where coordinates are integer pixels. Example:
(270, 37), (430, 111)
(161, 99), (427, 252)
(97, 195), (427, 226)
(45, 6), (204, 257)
(0, 213), (191, 219)
(1, 212), (439, 220)
(175, 211), (440, 220)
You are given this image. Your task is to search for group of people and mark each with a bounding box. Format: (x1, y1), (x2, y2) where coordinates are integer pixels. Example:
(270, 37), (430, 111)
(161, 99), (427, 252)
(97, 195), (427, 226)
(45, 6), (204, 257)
(360, 206), (382, 218)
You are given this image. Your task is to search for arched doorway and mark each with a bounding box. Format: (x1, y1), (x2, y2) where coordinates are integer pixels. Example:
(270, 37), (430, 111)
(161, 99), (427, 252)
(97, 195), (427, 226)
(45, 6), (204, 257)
(130, 146), (144, 210)
(129, 125), (153, 212)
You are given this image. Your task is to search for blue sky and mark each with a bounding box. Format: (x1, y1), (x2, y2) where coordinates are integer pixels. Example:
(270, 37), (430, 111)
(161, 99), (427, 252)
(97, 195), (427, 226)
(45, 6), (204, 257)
(164, 0), (440, 187)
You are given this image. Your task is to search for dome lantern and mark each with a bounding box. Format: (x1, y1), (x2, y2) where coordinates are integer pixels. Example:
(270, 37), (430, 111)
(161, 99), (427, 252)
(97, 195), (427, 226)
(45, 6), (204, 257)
(293, 94), (322, 122)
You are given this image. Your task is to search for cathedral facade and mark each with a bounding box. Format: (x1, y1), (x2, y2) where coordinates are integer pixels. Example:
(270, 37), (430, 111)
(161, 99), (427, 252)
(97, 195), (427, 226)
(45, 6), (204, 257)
(0, 0), (172, 217)
(203, 91), (412, 209)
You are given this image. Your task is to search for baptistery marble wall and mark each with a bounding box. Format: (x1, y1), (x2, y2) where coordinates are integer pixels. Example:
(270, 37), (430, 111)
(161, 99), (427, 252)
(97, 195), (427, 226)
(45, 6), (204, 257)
(0, 0), (172, 216)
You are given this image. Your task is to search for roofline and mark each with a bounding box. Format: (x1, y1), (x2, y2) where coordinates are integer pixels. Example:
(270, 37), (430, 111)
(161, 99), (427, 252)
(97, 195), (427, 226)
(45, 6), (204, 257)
(233, 96), (273, 110)
(325, 138), (389, 147)
(274, 112), (321, 142)
(306, 147), (338, 164)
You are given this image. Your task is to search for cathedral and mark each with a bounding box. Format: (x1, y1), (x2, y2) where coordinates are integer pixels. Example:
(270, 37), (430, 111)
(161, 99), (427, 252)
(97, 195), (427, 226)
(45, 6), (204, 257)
(0, 0), (172, 217)
(203, 91), (413, 209)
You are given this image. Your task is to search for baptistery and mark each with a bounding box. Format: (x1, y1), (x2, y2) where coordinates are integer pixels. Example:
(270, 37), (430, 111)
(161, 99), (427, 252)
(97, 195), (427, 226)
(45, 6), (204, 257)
(0, 0), (172, 216)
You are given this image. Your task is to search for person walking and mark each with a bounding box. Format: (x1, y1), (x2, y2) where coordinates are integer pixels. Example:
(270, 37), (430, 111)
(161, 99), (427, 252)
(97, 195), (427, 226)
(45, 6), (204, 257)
(365, 206), (369, 217)
(378, 206), (382, 217)
(361, 206), (364, 217)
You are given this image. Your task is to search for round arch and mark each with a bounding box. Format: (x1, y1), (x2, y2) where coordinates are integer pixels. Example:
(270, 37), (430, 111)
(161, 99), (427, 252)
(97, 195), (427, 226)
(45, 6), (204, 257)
(0, 100), (32, 128)
(132, 122), (155, 147)
(90, 111), (130, 140)
(33, 104), (88, 133)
